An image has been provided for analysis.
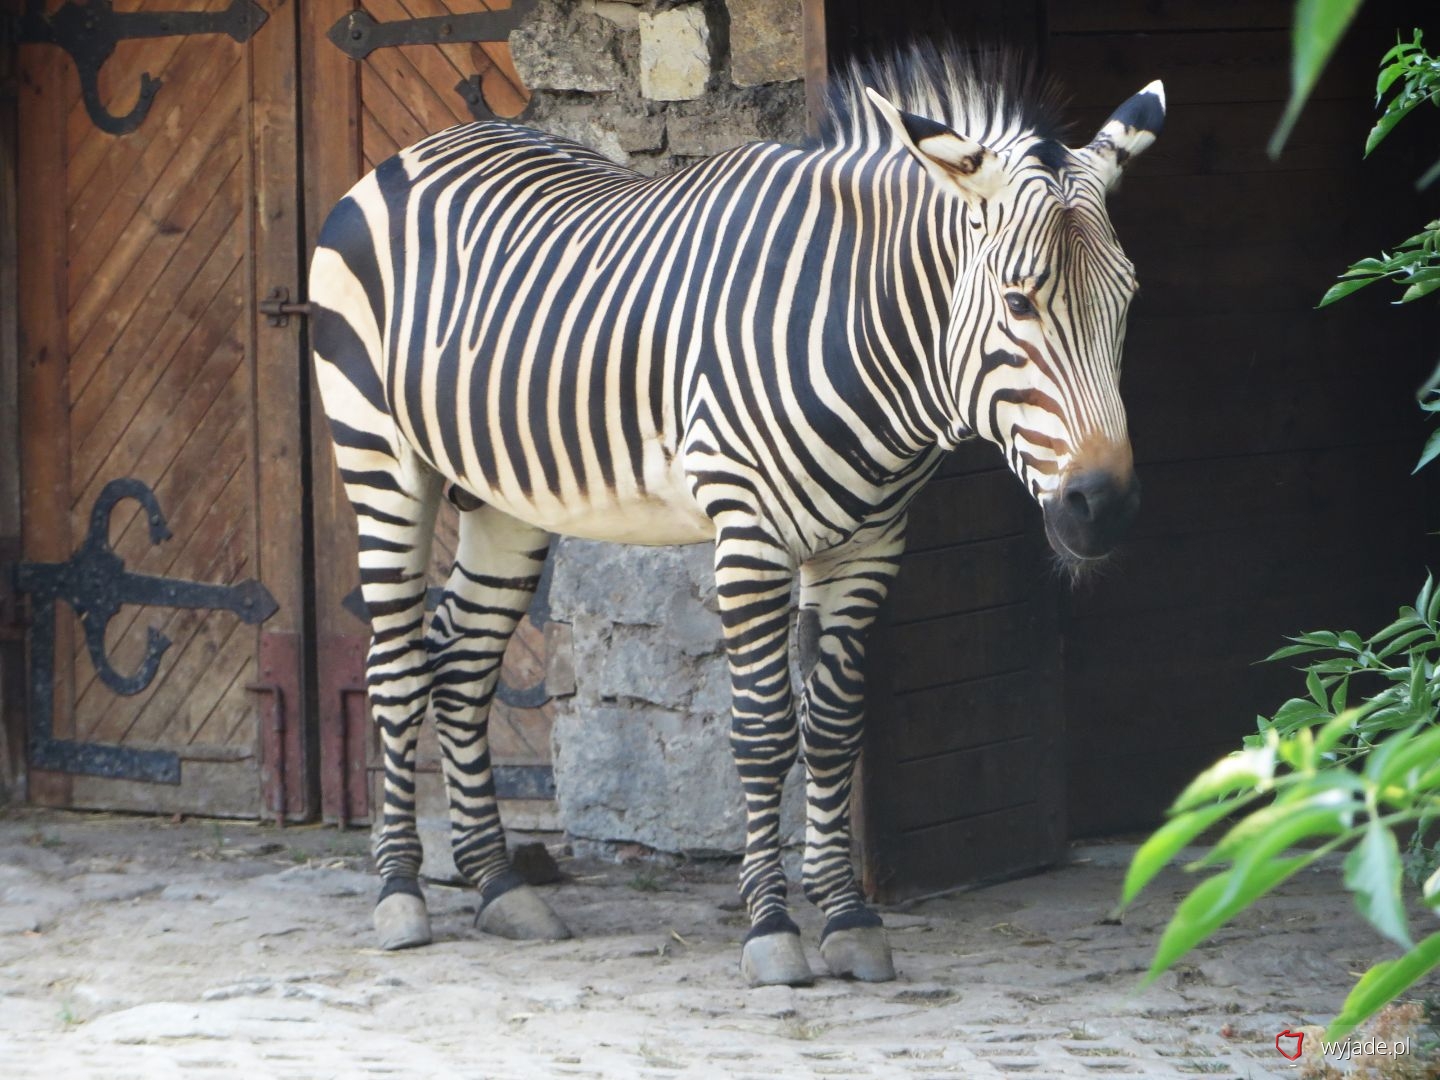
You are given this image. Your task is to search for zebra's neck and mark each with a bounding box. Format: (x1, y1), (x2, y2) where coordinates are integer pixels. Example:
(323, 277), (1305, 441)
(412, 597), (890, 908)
(770, 140), (967, 466)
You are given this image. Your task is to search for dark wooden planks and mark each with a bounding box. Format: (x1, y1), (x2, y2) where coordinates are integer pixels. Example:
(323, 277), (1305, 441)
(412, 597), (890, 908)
(17, 43), (76, 808)
(12, 2), (310, 818)
(1048, 0), (1440, 836)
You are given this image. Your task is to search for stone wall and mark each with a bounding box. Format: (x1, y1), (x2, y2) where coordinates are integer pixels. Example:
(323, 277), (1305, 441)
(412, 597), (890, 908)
(510, 0), (809, 857)
(510, 0), (806, 174)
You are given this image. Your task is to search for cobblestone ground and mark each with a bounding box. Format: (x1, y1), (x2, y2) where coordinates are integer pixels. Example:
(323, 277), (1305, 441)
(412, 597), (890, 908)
(0, 807), (1429, 1079)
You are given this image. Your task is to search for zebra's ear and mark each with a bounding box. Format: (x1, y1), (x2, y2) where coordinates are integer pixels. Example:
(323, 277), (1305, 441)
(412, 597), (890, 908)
(1079, 80), (1165, 192)
(865, 86), (1007, 203)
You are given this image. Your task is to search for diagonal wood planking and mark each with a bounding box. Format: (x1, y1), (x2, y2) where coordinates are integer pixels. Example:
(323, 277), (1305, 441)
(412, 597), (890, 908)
(60, 13), (262, 766)
(357, 0), (551, 776)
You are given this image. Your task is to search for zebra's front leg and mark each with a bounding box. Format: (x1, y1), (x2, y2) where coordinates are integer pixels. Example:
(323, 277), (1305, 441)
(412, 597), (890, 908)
(430, 503), (569, 941)
(713, 528), (812, 986)
(798, 522), (906, 982)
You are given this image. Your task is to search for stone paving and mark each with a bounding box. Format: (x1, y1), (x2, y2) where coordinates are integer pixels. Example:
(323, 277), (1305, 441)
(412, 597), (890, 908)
(0, 808), (1427, 1078)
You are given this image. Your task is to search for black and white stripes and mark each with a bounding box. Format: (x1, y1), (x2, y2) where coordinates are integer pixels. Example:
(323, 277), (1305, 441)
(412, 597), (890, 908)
(310, 42), (1163, 982)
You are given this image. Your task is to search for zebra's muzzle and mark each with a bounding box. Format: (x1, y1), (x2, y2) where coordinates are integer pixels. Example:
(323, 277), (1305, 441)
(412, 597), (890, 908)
(1044, 468), (1140, 562)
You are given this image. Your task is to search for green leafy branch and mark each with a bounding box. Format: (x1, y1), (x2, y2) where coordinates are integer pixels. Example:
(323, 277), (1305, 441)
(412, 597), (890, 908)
(1317, 32), (1440, 309)
(1121, 577), (1440, 1039)
(1368, 31), (1440, 183)
(1318, 220), (1440, 307)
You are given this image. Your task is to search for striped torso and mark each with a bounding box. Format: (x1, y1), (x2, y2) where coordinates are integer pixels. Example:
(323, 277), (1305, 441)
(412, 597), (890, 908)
(312, 122), (952, 556)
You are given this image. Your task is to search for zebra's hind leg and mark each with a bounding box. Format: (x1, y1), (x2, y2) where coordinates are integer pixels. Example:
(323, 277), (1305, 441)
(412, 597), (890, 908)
(797, 520), (906, 982)
(338, 442), (444, 951)
(428, 503), (569, 941)
(712, 526), (812, 987)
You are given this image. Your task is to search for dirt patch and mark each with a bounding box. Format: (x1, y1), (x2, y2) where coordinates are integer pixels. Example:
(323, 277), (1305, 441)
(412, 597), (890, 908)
(0, 807), (1427, 1078)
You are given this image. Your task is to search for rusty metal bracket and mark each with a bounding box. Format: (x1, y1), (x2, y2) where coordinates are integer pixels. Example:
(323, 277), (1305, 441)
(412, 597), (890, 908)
(252, 630), (306, 823)
(248, 680), (287, 823)
(6, 0), (269, 135)
(259, 285), (312, 328)
(324, 1), (536, 123)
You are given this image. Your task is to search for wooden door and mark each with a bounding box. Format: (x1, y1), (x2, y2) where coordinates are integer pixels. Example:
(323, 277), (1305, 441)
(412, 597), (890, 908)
(14, 0), (307, 817)
(301, 0), (556, 834)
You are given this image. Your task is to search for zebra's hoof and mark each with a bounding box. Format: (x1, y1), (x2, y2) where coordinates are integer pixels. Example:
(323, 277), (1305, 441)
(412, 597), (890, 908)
(374, 892), (432, 951)
(740, 932), (815, 987)
(477, 883), (571, 940)
(820, 926), (895, 982)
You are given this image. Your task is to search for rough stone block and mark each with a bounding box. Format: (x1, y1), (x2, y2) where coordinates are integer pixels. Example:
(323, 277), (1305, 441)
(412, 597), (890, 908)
(523, 101), (667, 166)
(639, 5), (712, 102)
(554, 704), (744, 851)
(727, 0), (804, 87)
(581, 0), (641, 29)
(512, 0), (626, 93)
(551, 540), (715, 625)
(666, 82), (808, 157)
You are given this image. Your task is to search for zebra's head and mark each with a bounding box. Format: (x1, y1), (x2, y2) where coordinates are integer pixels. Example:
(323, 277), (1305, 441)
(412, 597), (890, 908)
(867, 80), (1164, 566)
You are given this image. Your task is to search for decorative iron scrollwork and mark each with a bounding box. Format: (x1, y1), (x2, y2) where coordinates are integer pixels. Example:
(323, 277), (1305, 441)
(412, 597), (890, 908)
(7, 0), (268, 135)
(325, 1), (537, 123)
(13, 478), (279, 783)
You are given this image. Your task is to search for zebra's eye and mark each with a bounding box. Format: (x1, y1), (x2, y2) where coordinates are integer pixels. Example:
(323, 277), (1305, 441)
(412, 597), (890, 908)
(1005, 292), (1037, 318)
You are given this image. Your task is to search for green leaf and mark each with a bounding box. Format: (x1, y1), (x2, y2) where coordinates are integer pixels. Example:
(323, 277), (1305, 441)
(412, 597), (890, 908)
(1326, 929), (1440, 1040)
(1416, 430), (1440, 473)
(1375, 725), (1440, 792)
(1418, 155), (1440, 190)
(1365, 96), (1426, 156)
(1419, 576), (1436, 625)
(1343, 820), (1412, 948)
(1198, 796), (1353, 869)
(1121, 798), (1248, 907)
(1316, 708), (1368, 755)
(1374, 626), (1433, 659)
(1266, 642), (1333, 662)
(1170, 745), (1277, 812)
(1400, 277), (1440, 303)
(1307, 668), (1329, 710)
(1271, 0), (1366, 158)
(1370, 609), (1425, 645)
(1424, 864), (1440, 907)
(1146, 854), (1314, 981)
(1318, 275), (1381, 307)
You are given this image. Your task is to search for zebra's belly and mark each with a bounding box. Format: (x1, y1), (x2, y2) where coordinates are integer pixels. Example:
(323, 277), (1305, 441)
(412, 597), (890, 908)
(527, 496), (718, 546)
(454, 469), (717, 547)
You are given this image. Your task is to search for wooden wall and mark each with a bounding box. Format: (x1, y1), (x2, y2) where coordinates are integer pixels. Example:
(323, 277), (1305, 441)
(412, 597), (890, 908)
(1046, 0), (1438, 834)
(828, 0), (1439, 878)
(0, 40), (20, 802)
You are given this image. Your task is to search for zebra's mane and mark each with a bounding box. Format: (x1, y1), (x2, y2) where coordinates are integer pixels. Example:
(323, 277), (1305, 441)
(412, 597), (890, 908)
(821, 41), (1069, 153)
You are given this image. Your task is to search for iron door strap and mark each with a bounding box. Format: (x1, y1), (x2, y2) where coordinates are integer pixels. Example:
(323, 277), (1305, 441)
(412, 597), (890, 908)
(13, 478), (279, 784)
(324, 1), (538, 123)
(6, 0), (269, 135)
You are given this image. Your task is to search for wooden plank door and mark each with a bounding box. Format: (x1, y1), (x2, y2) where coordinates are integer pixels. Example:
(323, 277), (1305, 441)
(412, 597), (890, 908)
(15, 0), (307, 818)
(301, 0), (556, 834)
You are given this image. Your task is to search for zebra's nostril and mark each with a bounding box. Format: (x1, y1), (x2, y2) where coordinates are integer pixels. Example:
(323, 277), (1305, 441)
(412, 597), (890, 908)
(1064, 487), (1093, 522)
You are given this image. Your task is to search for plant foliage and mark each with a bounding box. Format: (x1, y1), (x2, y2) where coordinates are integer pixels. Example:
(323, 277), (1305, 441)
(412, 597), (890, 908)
(1318, 32), (1440, 309)
(1124, 579), (1440, 1039)
(1132, 17), (1440, 1043)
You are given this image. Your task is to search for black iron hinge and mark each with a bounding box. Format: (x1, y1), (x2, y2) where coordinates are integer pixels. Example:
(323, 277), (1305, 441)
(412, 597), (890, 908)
(325, 1), (537, 123)
(5, 0), (268, 135)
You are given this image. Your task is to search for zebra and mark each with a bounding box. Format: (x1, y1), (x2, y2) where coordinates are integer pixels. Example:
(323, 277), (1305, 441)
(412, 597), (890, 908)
(308, 43), (1163, 987)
